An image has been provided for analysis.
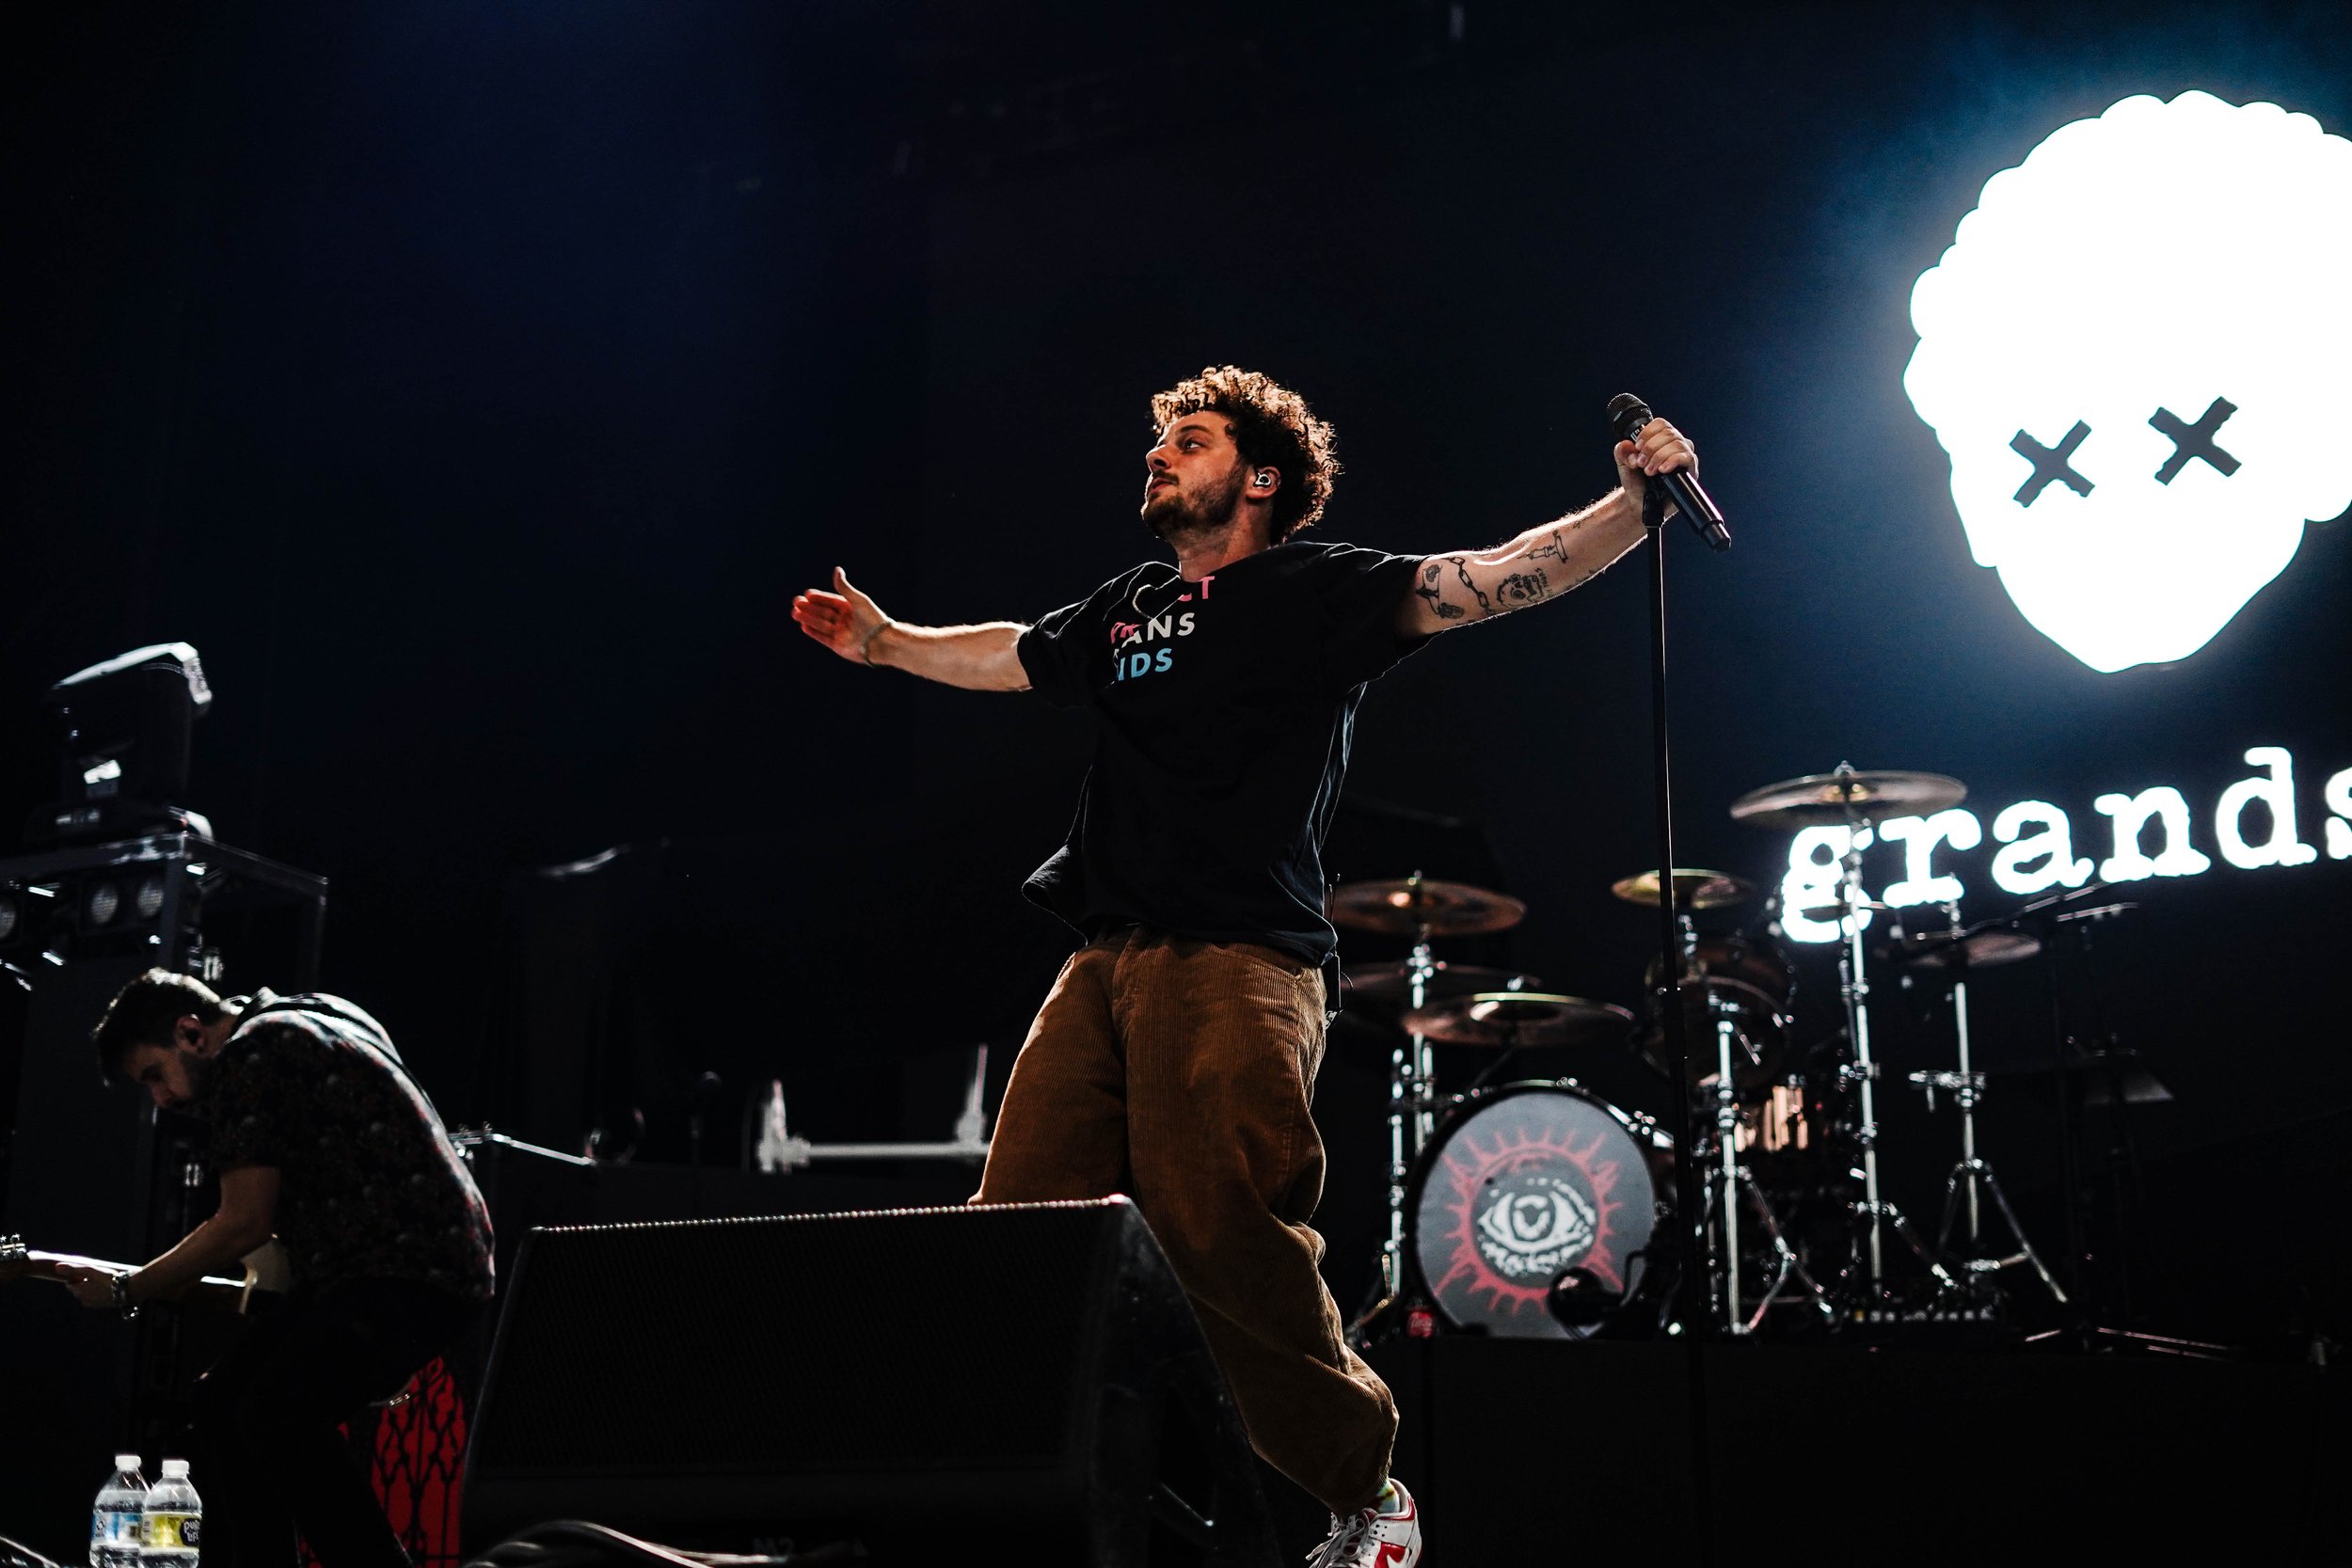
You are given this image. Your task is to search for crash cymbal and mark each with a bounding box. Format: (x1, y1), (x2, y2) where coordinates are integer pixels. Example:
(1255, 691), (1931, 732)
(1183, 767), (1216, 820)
(1611, 868), (1757, 911)
(1327, 876), (1528, 937)
(1400, 992), (1635, 1050)
(1342, 961), (1540, 1002)
(1897, 926), (2043, 972)
(1729, 769), (1967, 831)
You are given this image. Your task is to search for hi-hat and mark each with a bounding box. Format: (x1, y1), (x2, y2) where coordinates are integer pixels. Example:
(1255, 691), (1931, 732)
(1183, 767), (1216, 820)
(1611, 868), (1756, 911)
(1729, 769), (1967, 831)
(1327, 877), (1527, 937)
(1342, 962), (1539, 1003)
(1400, 992), (1634, 1050)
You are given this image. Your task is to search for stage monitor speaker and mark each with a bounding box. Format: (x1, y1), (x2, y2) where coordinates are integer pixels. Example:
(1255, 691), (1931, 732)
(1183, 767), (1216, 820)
(462, 1196), (1278, 1568)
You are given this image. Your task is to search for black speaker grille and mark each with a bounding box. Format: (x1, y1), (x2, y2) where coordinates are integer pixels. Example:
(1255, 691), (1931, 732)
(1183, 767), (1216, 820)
(469, 1201), (1120, 1477)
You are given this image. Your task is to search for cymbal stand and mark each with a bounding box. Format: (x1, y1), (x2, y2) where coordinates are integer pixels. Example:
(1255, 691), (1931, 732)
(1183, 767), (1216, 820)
(1830, 767), (1955, 1295)
(1374, 927), (1441, 1303)
(1350, 887), (1446, 1341)
(1914, 904), (2066, 1304)
(1698, 998), (1831, 1334)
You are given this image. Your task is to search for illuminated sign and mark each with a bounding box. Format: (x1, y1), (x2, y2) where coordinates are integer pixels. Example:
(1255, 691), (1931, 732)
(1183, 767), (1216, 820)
(1780, 749), (2350, 942)
(1903, 92), (2352, 673)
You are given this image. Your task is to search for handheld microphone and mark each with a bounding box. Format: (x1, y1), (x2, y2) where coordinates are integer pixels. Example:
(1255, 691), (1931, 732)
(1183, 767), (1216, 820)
(1608, 393), (1730, 552)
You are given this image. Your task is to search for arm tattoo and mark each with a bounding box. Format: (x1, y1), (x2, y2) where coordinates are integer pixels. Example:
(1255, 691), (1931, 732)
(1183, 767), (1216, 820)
(1497, 568), (1550, 607)
(1523, 528), (1571, 564)
(1415, 561), (1467, 620)
(1449, 557), (1494, 616)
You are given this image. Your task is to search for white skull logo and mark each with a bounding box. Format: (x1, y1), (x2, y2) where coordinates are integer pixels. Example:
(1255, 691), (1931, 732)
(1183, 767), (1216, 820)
(1904, 92), (2352, 673)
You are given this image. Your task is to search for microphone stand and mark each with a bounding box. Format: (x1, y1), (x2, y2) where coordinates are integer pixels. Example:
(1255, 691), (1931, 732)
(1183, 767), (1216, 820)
(1643, 476), (1717, 1563)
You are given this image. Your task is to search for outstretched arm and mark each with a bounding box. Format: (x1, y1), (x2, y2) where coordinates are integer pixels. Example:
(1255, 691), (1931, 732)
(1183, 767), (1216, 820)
(792, 567), (1031, 692)
(1397, 417), (1697, 636)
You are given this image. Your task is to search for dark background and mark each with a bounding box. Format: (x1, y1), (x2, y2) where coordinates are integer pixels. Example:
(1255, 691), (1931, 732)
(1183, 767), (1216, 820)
(5, 0), (2346, 1371)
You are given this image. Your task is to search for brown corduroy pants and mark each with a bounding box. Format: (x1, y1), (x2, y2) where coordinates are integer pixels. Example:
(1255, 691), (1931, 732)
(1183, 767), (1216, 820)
(975, 925), (1398, 1514)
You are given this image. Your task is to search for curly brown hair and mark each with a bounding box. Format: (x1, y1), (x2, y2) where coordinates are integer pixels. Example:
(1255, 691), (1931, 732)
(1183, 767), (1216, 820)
(1151, 366), (1340, 542)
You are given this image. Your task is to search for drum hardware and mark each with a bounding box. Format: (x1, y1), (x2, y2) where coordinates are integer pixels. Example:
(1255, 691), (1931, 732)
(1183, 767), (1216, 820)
(1403, 1079), (1676, 1341)
(1327, 873), (1529, 937)
(1638, 923), (1793, 1092)
(2010, 888), (2169, 1334)
(1398, 991), (1636, 1051)
(1895, 924), (2043, 972)
(1903, 906), (2068, 1305)
(1381, 933), (1439, 1313)
(1609, 866), (1758, 911)
(1613, 866), (1821, 1332)
(1726, 768), (1968, 830)
(1327, 873), (1528, 1334)
(1340, 960), (1535, 1002)
(1699, 1006), (1832, 1334)
(1549, 1245), (1679, 1338)
(1735, 763), (1961, 1296)
(1398, 992), (1635, 1111)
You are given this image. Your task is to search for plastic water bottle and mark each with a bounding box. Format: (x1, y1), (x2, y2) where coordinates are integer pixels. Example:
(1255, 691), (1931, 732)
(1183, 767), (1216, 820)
(88, 1455), (147, 1568)
(139, 1460), (200, 1568)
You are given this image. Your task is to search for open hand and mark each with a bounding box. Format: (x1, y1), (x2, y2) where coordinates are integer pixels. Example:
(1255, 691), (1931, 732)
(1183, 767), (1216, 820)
(1613, 418), (1697, 519)
(790, 568), (890, 664)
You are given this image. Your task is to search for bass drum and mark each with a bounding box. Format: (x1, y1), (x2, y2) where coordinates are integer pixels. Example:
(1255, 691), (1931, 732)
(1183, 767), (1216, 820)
(1408, 1081), (1674, 1340)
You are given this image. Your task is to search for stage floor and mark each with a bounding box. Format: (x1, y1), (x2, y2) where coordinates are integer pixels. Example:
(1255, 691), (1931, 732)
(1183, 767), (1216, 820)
(1316, 1337), (2341, 1563)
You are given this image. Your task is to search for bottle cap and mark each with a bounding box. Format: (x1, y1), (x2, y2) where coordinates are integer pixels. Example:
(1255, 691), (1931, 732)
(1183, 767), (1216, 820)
(115, 1454), (142, 1470)
(160, 1459), (190, 1478)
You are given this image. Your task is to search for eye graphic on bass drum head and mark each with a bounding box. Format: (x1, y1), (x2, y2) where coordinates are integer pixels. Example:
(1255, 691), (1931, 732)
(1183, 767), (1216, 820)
(1904, 91), (2352, 673)
(1412, 1084), (1665, 1340)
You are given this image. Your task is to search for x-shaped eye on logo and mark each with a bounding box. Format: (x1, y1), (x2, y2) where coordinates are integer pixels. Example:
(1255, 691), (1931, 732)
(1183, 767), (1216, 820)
(2010, 420), (2092, 506)
(2150, 396), (2240, 484)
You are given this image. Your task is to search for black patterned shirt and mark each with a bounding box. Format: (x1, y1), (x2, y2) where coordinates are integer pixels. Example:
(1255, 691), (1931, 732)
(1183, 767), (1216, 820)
(199, 991), (494, 1302)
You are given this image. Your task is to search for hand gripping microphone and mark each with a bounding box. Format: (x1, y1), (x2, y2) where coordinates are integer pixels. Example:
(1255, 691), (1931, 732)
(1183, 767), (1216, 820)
(1609, 393), (1730, 551)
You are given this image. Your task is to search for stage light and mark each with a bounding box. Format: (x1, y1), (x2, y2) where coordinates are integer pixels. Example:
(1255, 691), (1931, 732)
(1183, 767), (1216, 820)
(135, 873), (167, 921)
(41, 641), (213, 843)
(1904, 92), (2352, 673)
(84, 880), (122, 927)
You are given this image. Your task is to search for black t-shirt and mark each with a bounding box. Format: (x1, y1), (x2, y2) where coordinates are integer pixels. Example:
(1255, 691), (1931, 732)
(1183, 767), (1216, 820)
(199, 991), (496, 1302)
(1017, 540), (1428, 964)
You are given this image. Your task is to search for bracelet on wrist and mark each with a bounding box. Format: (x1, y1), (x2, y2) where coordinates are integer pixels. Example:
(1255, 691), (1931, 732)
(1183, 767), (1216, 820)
(861, 620), (895, 667)
(111, 1272), (141, 1320)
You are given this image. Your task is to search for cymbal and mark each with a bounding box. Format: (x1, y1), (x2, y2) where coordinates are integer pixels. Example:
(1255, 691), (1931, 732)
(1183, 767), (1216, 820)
(1327, 877), (1527, 937)
(1342, 961), (1540, 1002)
(1729, 769), (1967, 831)
(1611, 868), (1756, 911)
(1898, 927), (2043, 972)
(1401, 992), (1635, 1050)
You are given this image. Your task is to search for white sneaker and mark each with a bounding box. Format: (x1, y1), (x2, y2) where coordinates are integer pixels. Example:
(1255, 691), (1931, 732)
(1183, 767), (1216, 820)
(1306, 1477), (1422, 1568)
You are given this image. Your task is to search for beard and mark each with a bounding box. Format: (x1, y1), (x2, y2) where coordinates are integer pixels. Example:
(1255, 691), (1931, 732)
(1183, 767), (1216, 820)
(1141, 467), (1247, 545)
(179, 1049), (219, 1115)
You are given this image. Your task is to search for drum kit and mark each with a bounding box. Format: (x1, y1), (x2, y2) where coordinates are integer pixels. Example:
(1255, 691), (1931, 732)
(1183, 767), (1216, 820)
(1340, 765), (2073, 1345)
